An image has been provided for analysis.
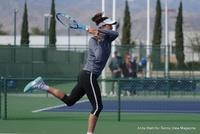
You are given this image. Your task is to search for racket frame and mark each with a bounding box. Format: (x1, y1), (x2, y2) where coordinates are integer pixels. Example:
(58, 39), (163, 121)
(56, 13), (88, 31)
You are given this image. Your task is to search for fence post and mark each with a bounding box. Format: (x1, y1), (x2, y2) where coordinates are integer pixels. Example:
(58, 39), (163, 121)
(0, 77), (2, 119)
(117, 79), (121, 121)
(30, 48), (33, 77)
(3, 78), (7, 120)
(167, 78), (170, 98)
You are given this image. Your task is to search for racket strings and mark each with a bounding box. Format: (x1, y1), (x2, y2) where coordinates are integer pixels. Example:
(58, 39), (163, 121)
(58, 15), (77, 28)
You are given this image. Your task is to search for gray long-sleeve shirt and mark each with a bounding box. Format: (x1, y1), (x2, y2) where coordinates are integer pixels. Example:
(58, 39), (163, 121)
(83, 29), (118, 76)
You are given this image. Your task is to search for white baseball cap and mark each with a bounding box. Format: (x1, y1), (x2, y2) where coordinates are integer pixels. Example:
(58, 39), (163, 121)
(98, 18), (117, 27)
(132, 54), (138, 58)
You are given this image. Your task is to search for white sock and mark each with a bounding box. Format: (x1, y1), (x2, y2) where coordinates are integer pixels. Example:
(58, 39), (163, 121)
(87, 132), (93, 134)
(38, 83), (49, 92)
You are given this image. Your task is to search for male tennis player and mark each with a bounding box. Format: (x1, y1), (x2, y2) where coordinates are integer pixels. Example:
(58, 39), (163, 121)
(24, 12), (118, 134)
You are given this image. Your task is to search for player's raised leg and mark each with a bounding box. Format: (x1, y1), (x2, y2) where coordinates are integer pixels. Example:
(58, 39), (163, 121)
(24, 77), (65, 99)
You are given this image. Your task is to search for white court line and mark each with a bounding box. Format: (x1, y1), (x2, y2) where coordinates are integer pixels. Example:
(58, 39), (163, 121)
(119, 110), (200, 113)
(32, 100), (89, 113)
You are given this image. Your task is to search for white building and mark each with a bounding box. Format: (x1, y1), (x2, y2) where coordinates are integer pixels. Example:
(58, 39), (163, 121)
(168, 31), (200, 62)
(0, 35), (91, 51)
(1, 31), (200, 62)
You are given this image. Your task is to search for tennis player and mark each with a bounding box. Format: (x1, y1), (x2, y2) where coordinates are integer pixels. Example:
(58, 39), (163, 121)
(24, 12), (118, 134)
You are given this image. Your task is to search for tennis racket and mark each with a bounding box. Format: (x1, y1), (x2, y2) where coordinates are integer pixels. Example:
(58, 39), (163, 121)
(56, 13), (88, 31)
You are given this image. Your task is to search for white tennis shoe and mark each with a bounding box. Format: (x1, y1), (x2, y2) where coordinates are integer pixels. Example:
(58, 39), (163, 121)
(24, 77), (45, 93)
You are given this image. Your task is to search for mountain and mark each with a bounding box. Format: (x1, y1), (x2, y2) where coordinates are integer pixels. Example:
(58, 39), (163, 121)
(0, 0), (200, 42)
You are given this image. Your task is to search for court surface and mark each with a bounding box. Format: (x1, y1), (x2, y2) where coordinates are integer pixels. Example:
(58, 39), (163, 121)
(32, 100), (200, 114)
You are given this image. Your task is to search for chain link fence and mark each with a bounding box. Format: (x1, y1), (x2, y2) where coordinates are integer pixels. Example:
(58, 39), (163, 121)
(1, 44), (200, 121)
(1, 45), (200, 78)
(1, 77), (200, 121)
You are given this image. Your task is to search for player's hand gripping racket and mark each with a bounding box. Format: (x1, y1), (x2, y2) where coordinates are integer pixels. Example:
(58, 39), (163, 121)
(56, 13), (88, 31)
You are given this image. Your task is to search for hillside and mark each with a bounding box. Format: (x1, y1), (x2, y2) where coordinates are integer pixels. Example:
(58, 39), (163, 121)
(0, 0), (200, 43)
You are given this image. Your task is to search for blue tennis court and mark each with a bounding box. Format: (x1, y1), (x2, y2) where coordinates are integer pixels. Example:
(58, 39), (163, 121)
(33, 100), (200, 114)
